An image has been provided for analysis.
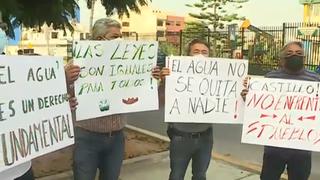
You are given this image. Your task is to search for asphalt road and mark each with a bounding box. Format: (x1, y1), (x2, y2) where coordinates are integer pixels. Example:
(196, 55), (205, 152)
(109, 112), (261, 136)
(125, 107), (320, 180)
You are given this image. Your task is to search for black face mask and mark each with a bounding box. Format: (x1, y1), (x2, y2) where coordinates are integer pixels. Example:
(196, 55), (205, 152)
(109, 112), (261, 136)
(284, 55), (304, 72)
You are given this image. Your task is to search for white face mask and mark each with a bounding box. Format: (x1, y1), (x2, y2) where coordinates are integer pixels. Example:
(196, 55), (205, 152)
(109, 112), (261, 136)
(0, 29), (7, 54)
(111, 37), (123, 41)
(193, 54), (206, 58)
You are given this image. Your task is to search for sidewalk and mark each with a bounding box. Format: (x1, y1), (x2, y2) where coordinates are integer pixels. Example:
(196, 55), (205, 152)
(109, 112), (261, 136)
(37, 125), (287, 180)
(119, 151), (260, 180)
(37, 151), (261, 180)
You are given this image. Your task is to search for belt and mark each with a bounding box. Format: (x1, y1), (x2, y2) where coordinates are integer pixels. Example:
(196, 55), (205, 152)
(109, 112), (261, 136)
(170, 127), (212, 139)
(76, 127), (122, 137)
(104, 130), (121, 137)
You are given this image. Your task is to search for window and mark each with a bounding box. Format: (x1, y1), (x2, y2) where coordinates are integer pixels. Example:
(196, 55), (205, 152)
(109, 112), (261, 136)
(176, 22), (181, 26)
(86, 33), (90, 39)
(166, 31), (178, 36)
(311, 4), (320, 17)
(122, 32), (130, 37)
(157, 31), (165, 37)
(157, 19), (164, 27)
(80, 33), (84, 40)
(166, 21), (174, 26)
(122, 22), (130, 27)
(51, 32), (58, 39)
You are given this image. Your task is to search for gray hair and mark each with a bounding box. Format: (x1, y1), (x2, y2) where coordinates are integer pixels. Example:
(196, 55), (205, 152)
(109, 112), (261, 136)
(91, 18), (121, 40)
(279, 41), (303, 60)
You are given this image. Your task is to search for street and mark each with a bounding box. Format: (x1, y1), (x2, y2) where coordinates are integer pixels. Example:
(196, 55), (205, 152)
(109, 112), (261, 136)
(126, 107), (320, 180)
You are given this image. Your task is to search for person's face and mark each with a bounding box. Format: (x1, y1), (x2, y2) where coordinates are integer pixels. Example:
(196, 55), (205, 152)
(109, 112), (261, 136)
(283, 43), (304, 58)
(281, 43), (305, 73)
(97, 26), (122, 41)
(189, 43), (209, 57)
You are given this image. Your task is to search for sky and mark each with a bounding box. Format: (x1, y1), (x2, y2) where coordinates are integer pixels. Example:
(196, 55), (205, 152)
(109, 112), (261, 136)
(79, 0), (304, 27)
(151, 0), (304, 26)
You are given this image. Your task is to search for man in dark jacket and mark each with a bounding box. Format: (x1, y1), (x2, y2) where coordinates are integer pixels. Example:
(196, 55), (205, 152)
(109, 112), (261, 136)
(242, 41), (320, 180)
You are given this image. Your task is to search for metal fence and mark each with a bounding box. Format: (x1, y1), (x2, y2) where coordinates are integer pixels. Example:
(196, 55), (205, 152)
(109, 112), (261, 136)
(118, 22), (320, 75)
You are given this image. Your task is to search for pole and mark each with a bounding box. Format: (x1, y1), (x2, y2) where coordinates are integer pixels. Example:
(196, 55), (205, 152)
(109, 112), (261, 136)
(89, 0), (96, 34)
(207, 28), (211, 56)
(212, 3), (217, 57)
(179, 30), (183, 55)
(282, 22), (286, 47)
(241, 28), (244, 59)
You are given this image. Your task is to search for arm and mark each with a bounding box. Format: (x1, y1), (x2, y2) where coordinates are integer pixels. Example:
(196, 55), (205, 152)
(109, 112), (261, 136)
(64, 63), (80, 110)
(241, 76), (250, 101)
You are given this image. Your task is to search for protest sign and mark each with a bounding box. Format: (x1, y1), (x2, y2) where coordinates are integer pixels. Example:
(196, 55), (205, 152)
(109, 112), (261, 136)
(165, 56), (248, 123)
(73, 40), (159, 121)
(0, 56), (73, 172)
(242, 77), (320, 151)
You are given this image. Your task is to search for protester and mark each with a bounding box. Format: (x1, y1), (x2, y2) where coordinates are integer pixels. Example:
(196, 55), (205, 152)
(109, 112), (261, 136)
(0, 29), (35, 180)
(241, 41), (320, 180)
(65, 18), (161, 180)
(160, 39), (213, 180)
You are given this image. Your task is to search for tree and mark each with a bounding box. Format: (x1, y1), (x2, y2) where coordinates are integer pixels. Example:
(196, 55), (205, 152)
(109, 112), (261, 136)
(159, 41), (179, 56)
(86, 0), (149, 33)
(186, 0), (248, 56)
(86, 0), (149, 17)
(0, 0), (150, 38)
(0, 0), (79, 38)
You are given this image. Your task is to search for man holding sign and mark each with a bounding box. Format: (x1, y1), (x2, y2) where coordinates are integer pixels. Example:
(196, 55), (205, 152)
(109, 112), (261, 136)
(242, 41), (320, 180)
(65, 18), (126, 180)
(161, 39), (214, 180)
(66, 18), (161, 180)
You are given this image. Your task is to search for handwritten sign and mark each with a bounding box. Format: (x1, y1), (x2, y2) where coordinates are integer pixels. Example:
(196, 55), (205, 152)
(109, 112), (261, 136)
(165, 56), (248, 123)
(242, 77), (320, 152)
(73, 40), (159, 121)
(0, 56), (74, 172)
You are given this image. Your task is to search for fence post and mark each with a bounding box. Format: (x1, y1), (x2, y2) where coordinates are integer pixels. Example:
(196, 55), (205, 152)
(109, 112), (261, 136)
(241, 28), (244, 59)
(282, 23), (286, 46)
(207, 28), (211, 56)
(179, 30), (183, 56)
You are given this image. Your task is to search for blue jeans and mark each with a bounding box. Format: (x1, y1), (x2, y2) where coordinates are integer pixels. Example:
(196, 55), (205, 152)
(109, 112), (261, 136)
(15, 167), (34, 180)
(73, 127), (125, 180)
(260, 147), (311, 180)
(168, 128), (213, 180)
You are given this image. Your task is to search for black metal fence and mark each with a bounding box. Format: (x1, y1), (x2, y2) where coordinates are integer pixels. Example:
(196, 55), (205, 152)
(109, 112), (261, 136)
(123, 22), (320, 75)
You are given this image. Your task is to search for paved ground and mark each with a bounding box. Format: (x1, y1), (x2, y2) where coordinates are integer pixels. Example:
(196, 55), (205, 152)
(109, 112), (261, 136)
(38, 151), (263, 180)
(127, 108), (320, 180)
(119, 151), (261, 180)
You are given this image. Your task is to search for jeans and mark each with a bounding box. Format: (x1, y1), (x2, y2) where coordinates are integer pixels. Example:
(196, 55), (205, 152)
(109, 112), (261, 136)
(14, 167), (34, 180)
(260, 147), (311, 180)
(168, 128), (213, 180)
(73, 127), (125, 180)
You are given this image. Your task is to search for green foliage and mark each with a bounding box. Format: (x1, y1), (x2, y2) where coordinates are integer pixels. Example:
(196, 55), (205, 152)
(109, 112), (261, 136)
(0, 0), (79, 38)
(87, 0), (149, 18)
(159, 42), (179, 56)
(0, 0), (150, 38)
(185, 0), (248, 56)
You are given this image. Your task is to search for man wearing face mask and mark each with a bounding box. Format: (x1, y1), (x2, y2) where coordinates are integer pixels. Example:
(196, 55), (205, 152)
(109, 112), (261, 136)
(242, 41), (320, 180)
(160, 39), (213, 180)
